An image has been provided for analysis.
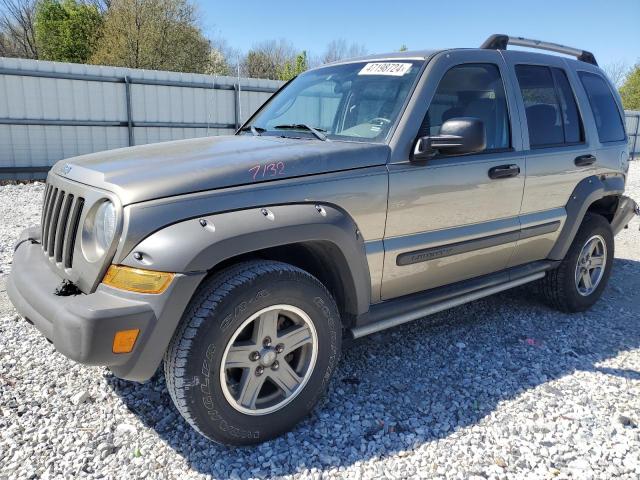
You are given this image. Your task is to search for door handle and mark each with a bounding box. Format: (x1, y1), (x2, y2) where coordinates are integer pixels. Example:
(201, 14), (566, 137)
(488, 164), (520, 179)
(575, 154), (596, 167)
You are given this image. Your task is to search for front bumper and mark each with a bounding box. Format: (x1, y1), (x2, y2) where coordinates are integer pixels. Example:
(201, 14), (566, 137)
(7, 227), (204, 381)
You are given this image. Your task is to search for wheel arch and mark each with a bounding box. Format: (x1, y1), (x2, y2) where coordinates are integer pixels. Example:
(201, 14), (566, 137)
(586, 195), (619, 223)
(121, 203), (372, 317)
(208, 241), (361, 326)
(548, 175), (624, 260)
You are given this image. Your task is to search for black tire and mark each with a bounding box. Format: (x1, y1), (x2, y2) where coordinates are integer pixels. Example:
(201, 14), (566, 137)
(164, 260), (341, 445)
(540, 213), (614, 313)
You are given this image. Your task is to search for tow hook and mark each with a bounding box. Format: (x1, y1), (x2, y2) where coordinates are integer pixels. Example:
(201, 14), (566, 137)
(54, 280), (82, 297)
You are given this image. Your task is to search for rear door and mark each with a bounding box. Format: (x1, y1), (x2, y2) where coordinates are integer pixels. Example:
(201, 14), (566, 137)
(381, 50), (525, 300)
(502, 52), (596, 267)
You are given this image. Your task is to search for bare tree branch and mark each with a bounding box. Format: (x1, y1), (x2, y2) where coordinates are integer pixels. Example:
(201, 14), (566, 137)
(0, 0), (39, 58)
(603, 61), (629, 88)
(321, 39), (367, 65)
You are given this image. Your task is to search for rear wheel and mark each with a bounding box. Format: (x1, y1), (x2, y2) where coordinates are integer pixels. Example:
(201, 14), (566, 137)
(540, 213), (614, 312)
(164, 260), (341, 445)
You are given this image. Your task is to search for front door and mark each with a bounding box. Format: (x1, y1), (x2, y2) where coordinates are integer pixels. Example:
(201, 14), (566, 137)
(381, 51), (525, 300)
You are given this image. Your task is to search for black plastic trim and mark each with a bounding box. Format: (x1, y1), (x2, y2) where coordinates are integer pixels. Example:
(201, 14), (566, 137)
(396, 221), (560, 266)
(480, 34), (598, 66)
(548, 175), (625, 260)
(520, 221), (562, 240)
(481, 34), (509, 50)
(428, 147), (516, 162)
(530, 141), (587, 150)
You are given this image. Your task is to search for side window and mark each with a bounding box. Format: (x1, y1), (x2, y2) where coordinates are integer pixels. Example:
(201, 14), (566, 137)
(578, 72), (626, 143)
(515, 65), (584, 148)
(552, 68), (583, 144)
(421, 63), (510, 151)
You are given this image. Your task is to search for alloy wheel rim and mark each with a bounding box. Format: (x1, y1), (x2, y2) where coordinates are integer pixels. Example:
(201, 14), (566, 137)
(574, 234), (607, 296)
(219, 304), (318, 415)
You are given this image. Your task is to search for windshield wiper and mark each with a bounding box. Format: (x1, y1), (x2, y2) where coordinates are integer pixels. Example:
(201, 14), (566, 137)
(274, 124), (328, 141)
(239, 125), (266, 136)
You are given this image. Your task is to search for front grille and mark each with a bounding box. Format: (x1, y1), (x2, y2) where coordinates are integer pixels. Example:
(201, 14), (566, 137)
(41, 184), (85, 268)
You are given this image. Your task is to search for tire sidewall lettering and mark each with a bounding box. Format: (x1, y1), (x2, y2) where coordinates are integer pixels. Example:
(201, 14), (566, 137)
(199, 342), (260, 440)
(196, 289), (273, 441)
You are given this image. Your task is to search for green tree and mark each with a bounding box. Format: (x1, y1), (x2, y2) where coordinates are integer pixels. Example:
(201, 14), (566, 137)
(620, 64), (640, 110)
(398, 44), (407, 52)
(90, 0), (210, 73)
(279, 50), (307, 80)
(35, 0), (102, 63)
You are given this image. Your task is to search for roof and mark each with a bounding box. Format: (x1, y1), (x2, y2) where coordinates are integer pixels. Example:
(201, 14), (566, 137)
(311, 35), (599, 71)
(312, 49), (443, 70)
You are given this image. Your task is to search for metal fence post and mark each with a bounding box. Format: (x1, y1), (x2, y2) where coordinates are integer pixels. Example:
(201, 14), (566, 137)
(234, 83), (241, 130)
(124, 76), (134, 146)
(634, 114), (640, 161)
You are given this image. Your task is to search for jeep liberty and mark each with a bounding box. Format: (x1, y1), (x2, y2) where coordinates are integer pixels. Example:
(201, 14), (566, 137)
(8, 35), (639, 445)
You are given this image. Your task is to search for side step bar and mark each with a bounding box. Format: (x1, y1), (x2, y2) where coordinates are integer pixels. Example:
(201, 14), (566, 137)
(349, 271), (546, 339)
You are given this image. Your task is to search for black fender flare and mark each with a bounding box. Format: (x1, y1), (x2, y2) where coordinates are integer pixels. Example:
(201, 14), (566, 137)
(122, 203), (371, 315)
(548, 175), (625, 260)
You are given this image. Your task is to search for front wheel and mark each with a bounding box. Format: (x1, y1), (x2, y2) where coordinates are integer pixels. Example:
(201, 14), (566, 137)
(164, 260), (341, 445)
(540, 213), (614, 312)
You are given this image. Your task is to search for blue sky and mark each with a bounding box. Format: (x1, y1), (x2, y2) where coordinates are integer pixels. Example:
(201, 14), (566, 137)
(200, 0), (640, 68)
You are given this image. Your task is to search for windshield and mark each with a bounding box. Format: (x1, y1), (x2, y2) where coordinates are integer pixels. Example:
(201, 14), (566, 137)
(243, 60), (424, 142)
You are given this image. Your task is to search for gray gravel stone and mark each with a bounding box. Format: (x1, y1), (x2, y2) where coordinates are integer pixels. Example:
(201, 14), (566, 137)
(0, 163), (639, 479)
(71, 390), (91, 406)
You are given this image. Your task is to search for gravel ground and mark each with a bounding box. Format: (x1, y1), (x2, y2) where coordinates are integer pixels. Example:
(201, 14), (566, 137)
(1, 164), (639, 480)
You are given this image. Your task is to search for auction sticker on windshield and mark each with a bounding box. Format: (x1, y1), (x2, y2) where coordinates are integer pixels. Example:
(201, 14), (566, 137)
(358, 62), (412, 76)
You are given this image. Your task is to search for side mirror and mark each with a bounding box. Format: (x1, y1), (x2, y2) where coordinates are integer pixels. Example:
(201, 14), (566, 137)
(412, 117), (486, 160)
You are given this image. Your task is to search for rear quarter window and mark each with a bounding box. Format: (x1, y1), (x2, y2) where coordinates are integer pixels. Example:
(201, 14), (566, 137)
(578, 72), (626, 143)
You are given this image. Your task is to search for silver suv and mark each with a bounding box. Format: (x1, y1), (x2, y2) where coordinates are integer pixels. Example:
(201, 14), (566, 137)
(8, 35), (638, 445)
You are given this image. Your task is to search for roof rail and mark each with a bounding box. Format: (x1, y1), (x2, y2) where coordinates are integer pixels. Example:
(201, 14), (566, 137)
(480, 34), (598, 66)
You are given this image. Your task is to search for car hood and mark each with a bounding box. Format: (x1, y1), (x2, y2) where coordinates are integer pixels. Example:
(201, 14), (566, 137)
(52, 135), (390, 205)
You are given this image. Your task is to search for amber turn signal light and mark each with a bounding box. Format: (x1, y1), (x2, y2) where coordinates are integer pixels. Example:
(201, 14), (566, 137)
(112, 329), (140, 354)
(102, 265), (174, 294)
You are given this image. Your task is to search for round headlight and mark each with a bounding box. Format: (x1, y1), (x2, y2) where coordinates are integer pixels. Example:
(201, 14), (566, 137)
(93, 200), (116, 256)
